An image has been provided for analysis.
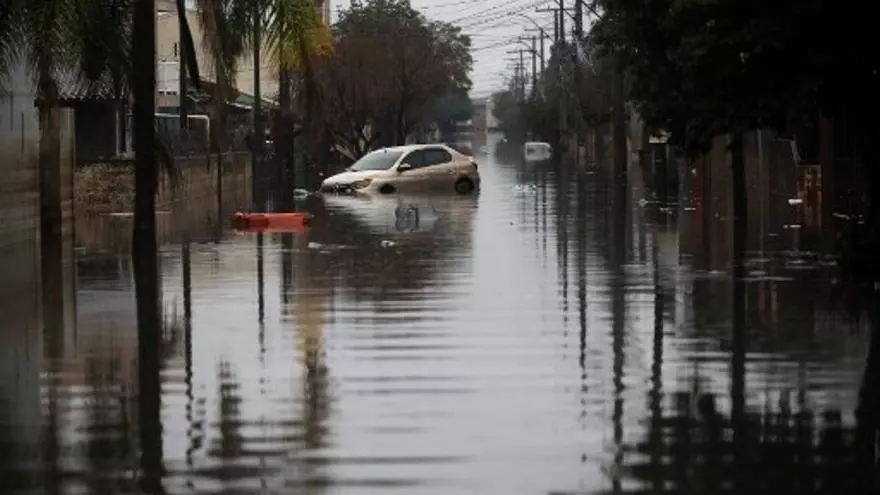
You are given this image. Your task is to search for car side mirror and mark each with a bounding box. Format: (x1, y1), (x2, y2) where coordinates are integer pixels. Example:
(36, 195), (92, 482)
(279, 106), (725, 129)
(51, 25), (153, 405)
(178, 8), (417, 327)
(398, 163), (412, 172)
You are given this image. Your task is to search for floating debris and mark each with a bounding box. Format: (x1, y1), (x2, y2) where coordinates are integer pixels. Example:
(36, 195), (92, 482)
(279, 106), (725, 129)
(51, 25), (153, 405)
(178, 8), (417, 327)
(512, 184), (538, 194)
(307, 242), (351, 251)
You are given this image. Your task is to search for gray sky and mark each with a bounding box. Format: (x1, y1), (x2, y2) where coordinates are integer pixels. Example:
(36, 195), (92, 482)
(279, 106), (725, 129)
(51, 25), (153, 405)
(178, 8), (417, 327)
(332, 0), (558, 98)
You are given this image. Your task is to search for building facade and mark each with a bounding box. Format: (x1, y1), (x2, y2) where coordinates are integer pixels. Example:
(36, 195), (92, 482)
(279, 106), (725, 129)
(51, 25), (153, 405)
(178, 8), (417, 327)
(157, 0), (332, 111)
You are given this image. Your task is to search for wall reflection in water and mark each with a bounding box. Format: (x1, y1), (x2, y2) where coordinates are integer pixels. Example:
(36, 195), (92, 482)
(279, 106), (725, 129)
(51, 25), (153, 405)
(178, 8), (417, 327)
(1, 134), (877, 494)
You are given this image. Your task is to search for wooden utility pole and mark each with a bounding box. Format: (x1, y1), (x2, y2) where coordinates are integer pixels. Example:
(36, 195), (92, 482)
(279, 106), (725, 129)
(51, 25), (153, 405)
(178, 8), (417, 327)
(537, 2), (575, 144)
(531, 36), (537, 95)
(178, 6), (187, 129)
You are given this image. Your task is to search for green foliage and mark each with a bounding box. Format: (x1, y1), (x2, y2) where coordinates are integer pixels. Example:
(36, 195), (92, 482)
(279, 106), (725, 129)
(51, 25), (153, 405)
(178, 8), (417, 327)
(0, 0), (16, 90)
(1, 0), (199, 98)
(317, 0), (473, 153)
(490, 89), (525, 139)
(265, 0), (333, 71)
(593, 0), (880, 154)
(431, 89), (473, 135)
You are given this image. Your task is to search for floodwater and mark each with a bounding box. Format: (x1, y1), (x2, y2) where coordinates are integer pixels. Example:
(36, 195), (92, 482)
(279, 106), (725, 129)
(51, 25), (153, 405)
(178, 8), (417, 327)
(1, 134), (878, 494)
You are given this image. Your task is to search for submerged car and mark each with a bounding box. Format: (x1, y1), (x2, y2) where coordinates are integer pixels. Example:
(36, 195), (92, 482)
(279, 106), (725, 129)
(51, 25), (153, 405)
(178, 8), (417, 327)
(524, 141), (552, 162)
(319, 144), (480, 195)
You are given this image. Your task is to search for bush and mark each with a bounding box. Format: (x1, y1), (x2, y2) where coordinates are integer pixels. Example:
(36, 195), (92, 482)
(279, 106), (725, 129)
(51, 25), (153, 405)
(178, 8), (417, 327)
(74, 164), (134, 214)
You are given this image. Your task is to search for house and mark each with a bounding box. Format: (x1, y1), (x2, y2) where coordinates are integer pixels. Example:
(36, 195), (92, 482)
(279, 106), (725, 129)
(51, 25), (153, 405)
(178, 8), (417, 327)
(48, 0), (334, 163)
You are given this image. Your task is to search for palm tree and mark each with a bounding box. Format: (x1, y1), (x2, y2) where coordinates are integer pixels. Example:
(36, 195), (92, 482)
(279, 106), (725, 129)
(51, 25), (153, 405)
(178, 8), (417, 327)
(196, 0), (330, 202)
(264, 0), (332, 197)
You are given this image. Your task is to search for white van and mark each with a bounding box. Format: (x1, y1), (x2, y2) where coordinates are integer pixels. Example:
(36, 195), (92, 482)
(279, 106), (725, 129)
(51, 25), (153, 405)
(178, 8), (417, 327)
(523, 141), (552, 161)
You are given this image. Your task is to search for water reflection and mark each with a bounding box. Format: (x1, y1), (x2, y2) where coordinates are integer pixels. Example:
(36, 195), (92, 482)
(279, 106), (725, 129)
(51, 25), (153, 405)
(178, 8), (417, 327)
(1, 133), (877, 493)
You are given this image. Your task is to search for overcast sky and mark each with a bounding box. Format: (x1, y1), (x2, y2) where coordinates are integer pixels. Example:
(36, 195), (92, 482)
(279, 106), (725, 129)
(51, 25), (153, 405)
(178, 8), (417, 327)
(332, 0), (559, 98)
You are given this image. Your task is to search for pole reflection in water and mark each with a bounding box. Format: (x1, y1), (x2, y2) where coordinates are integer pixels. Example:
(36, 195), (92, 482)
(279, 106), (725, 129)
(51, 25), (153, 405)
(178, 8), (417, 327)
(182, 241), (195, 487)
(649, 232), (664, 493)
(134, 236), (164, 493)
(609, 174), (627, 493)
(258, 232), (266, 345)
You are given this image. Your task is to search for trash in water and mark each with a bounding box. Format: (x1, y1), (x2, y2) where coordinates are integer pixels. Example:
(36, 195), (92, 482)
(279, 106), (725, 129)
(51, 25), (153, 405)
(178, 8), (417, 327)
(512, 184), (538, 194)
(293, 188), (311, 199)
(380, 240), (397, 248)
(788, 198), (803, 206)
(307, 242), (351, 251)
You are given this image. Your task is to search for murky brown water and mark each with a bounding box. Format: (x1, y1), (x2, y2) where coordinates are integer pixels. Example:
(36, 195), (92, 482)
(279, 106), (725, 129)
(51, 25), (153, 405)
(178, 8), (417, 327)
(2, 134), (878, 494)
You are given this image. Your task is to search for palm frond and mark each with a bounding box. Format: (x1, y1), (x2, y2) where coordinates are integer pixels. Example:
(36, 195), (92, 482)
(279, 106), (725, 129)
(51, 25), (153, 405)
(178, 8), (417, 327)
(196, 0), (250, 86)
(265, 0), (332, 71)
(21, 0), (79, 94)
(71, 0), (133, 98)
(0, 0), (22, 92)
(175, 0), (201, 91)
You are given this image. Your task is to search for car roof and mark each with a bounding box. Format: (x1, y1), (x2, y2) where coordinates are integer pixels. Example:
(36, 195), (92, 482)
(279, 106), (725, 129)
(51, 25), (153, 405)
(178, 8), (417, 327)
(373, 144), (456, 154)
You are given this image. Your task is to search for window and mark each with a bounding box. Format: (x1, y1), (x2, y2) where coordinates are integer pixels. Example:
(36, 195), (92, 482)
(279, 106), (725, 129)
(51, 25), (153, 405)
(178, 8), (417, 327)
(348, 150), (404, 171)
(423, 148), (452, 166)
(401, 150), (427, 168)
(402, 148), (452, 168)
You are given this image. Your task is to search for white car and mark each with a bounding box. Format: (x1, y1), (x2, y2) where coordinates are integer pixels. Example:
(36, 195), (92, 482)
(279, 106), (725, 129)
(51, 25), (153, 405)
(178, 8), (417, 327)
(524, 141), (552, 161)
(320, 144), (480, 195)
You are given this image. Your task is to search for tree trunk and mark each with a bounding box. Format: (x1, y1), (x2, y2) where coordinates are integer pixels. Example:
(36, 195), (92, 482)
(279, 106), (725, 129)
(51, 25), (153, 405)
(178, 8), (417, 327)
(252, 6), (263, 207)
(131, 0), (163, 494)
(612, 69), (627, 183)
(276, 67), (294, 207)
(731, 131), (747, 271)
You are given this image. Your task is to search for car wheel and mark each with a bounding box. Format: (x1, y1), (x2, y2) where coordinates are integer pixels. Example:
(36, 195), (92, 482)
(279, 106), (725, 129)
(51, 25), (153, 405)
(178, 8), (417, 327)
(454, 178), (475, 195)
(378, 184), (396, 195)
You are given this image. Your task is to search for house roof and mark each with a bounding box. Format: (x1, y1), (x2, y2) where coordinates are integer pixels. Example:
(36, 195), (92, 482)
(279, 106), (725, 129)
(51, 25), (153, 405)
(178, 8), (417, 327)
(32, 72), (117, 105)
(57, 74), (116, 102)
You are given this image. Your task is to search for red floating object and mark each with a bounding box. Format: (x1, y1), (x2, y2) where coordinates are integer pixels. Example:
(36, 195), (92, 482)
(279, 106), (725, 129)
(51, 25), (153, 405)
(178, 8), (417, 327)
(232, 211), (313, 233)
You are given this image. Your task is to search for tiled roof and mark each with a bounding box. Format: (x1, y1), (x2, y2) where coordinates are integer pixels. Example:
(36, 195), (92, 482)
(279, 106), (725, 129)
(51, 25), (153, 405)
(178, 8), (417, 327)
(56, 74), (116, 102)
(33, 72), (117, 104)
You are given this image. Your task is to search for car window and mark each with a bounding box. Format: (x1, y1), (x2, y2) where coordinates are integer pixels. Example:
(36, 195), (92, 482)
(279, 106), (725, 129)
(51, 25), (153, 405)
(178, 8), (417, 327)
(348, 150), (405, 171)
(401, 150), (427, 168)
(423, 149), (452, 167)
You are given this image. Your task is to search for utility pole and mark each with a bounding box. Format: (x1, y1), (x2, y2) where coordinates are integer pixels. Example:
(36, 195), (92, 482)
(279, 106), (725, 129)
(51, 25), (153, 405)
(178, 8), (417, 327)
(537, 3), (575, 145)
(559, 0), (565, 44)
(552, 12), (558, 43)
(574, 0), (583, 39)
(538, 30), (546, 73)
(178, 17), (187, 129)
(506, 51), (525, 101)
(531, 36), (537, 96)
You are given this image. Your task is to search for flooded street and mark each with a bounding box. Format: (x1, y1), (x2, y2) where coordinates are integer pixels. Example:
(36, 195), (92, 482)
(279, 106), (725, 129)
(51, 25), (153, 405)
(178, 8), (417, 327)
(2, 135), (876, 494)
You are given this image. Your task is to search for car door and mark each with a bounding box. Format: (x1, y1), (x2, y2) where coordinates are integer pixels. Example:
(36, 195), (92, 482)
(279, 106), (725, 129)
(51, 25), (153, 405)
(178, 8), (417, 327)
(419, 148), (456, 191)
(394, 149), (428, 193)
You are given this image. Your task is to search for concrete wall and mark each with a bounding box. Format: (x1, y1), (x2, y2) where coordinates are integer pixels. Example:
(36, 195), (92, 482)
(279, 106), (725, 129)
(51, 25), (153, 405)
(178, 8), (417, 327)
(0, 61), (43, 471)
(75, 152), (253, 251)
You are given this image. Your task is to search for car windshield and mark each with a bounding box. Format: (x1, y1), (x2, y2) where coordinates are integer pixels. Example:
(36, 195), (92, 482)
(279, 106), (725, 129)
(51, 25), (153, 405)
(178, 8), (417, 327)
(348, 150), (404, 171)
